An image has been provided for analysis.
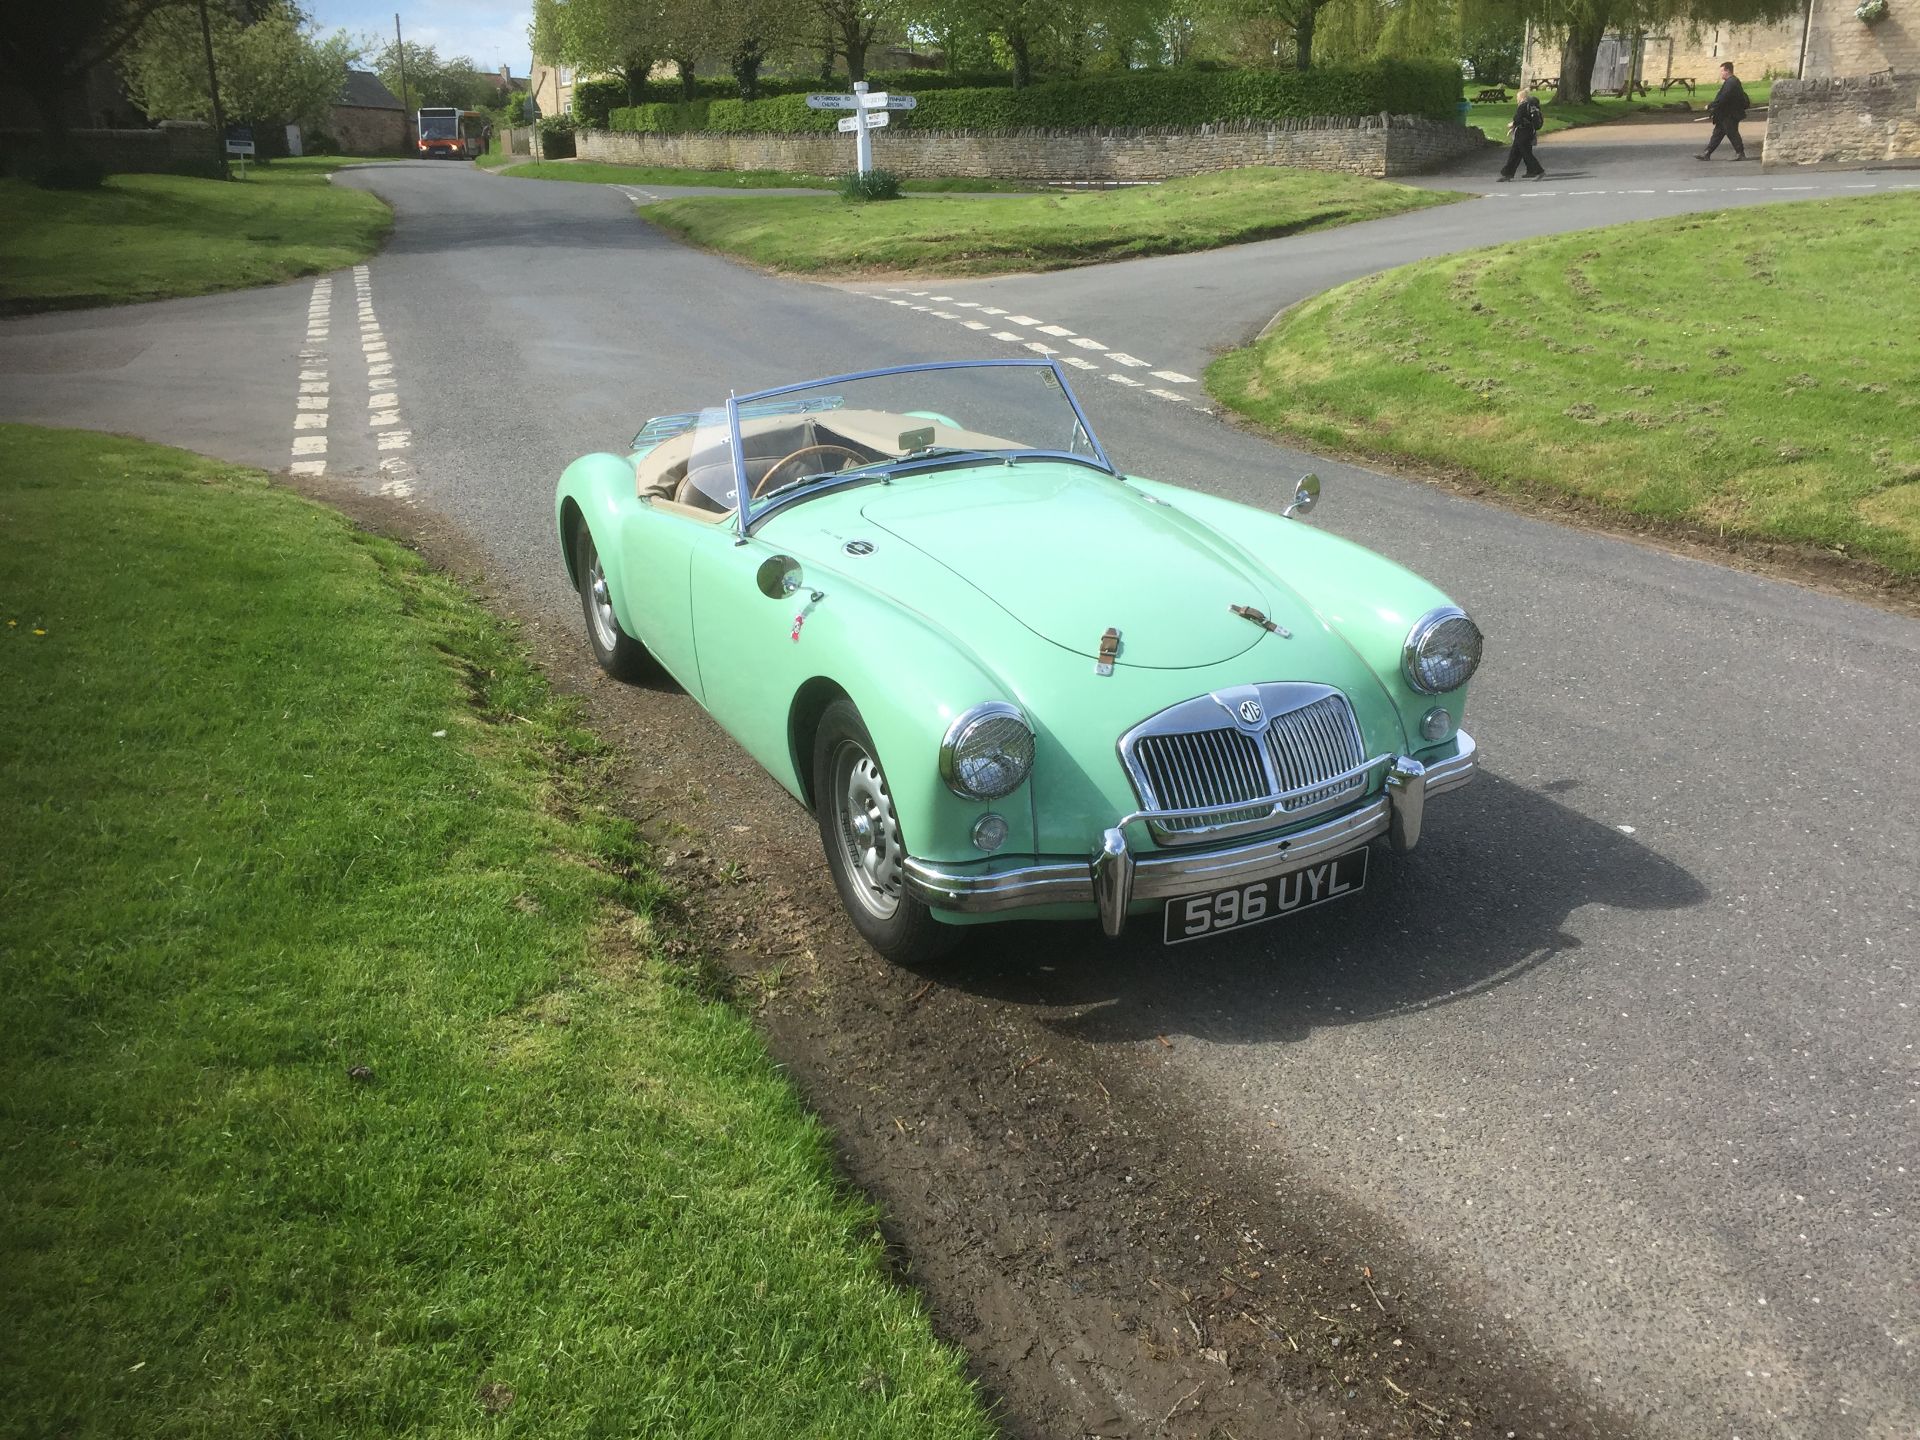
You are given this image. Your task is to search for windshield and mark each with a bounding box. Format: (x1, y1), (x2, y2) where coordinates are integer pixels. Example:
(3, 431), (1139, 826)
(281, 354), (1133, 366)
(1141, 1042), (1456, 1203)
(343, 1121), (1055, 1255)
(419, 116), (457, 139)
(667, 361), (1112, 523)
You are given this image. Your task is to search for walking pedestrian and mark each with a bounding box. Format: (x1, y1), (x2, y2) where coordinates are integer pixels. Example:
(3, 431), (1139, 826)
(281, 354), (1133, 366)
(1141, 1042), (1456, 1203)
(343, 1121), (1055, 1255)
(1697, 61), (1751, 160)
(1498, 87), (1546, 182)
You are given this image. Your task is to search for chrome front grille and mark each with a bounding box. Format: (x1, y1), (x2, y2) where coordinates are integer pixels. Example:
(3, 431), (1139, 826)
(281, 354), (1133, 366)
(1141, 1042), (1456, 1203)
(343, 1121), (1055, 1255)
(1266, 693), (1367, 810)
(1120, 685), (1375, 845)
(1133, 728), (1272, 832)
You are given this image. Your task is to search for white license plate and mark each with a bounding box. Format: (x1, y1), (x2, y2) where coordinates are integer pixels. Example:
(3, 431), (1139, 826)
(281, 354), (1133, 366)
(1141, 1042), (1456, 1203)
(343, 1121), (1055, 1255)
(1162, 847), (1369, 945)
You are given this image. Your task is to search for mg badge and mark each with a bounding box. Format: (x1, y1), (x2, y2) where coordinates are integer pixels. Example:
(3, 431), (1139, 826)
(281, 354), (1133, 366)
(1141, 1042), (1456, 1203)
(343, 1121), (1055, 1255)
(1238, 699), (1264, 725)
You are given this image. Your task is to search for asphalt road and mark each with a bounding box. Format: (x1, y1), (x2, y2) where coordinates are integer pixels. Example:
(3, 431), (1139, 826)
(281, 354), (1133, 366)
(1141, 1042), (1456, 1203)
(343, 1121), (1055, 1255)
(2, 136), (1915, 1438)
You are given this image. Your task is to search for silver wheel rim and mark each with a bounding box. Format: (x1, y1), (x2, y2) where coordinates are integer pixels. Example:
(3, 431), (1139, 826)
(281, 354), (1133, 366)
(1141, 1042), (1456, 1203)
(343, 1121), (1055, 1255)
(583, 541), (619, 655)
(830, 739), (902, 921)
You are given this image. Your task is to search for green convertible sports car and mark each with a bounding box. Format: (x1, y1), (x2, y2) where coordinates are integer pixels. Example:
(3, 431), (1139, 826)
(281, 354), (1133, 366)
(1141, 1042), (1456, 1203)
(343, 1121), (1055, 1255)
(555, 359), (1482, 962)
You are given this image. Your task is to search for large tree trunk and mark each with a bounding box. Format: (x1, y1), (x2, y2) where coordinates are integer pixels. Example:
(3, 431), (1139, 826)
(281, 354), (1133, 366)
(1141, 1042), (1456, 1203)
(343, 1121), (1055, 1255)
(841, 27), (867, 82)
(675, 55), (696, 102)
(1555, 7), (1608, 105)
(1293, 3), (1317, 71)
(731, 37), (764, 100)
(1008, 31), (1031, 88)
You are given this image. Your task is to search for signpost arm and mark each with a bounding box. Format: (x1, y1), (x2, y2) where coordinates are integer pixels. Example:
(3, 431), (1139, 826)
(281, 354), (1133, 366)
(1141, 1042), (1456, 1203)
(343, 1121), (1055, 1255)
(853, 80), (872, 177)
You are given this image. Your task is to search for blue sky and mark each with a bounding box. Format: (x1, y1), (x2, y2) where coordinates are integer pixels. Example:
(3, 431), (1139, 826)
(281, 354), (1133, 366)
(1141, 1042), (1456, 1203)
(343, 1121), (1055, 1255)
(313, 0), (535, 79)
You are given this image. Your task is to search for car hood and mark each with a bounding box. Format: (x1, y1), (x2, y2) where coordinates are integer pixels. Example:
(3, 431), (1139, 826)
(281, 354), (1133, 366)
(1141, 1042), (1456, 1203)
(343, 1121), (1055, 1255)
(858, 466), (1285, 670)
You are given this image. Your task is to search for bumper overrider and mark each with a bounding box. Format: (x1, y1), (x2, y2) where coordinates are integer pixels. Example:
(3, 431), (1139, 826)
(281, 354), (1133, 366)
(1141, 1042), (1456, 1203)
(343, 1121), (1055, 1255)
(903, 731), (1476, 937)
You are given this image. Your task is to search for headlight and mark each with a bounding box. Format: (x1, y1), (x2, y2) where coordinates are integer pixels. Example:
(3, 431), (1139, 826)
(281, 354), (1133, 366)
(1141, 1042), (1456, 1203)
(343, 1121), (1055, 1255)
(940, 702), (1034, 800)
(1402, 607), (1483, 695)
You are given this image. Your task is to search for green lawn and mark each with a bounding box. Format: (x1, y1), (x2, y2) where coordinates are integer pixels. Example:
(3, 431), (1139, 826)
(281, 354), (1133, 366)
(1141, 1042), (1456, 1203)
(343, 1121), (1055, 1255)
(0, 165), (388, 313)
(641, 165), (1464, 276)
(0, 426), (995, 1440)
(505, 158), (1029, 191)
(1461, 82), (1658, 138)
(1460, 78), (1775, 138)
(1208, 193), (1920, 576)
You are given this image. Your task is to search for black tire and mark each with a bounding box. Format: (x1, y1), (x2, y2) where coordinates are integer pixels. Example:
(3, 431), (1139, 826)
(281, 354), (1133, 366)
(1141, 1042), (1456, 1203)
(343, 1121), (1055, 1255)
(574, 517), (650, 682)
(813, 698), (962, 965)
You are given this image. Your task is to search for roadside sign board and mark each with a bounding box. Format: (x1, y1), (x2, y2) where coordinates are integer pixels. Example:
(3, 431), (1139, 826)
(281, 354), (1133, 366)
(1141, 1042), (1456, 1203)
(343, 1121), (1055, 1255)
(814, 83), (911, 175)
(225, 125), (256, 156)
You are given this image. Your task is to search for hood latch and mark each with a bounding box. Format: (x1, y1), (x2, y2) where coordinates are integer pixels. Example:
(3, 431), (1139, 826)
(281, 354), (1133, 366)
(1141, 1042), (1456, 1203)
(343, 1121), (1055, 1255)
(1230, 603), (1291, 640)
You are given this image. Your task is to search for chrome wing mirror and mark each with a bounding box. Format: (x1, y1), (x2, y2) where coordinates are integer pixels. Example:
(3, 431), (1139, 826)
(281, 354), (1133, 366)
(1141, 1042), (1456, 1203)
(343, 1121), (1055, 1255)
(1281, 473), (1320, 519)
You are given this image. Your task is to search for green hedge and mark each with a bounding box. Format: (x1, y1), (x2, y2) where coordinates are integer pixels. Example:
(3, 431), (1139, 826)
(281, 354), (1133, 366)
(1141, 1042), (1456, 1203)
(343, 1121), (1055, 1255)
(607, 62), (1461, 136)
(603, 69), (1012, 108)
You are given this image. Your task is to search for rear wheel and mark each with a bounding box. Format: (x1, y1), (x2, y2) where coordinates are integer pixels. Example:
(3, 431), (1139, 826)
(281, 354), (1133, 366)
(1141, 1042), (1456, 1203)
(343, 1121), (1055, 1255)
(813, 698), (961, 965)
(574, 517), (649, 682)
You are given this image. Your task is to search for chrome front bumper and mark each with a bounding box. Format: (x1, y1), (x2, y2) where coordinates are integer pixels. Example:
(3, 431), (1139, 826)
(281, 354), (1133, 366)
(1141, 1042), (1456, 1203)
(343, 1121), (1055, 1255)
(902, 731), (1476, 937)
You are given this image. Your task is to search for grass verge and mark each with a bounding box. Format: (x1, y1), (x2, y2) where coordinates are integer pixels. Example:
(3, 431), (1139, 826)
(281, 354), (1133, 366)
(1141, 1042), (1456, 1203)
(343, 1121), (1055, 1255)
(640, 165), (1462, 276)
(0, 425), (994, 1439)
(1208, 193), (1920, 576)
(0, 165), (388, 313)
(503, 158), (1027, 191)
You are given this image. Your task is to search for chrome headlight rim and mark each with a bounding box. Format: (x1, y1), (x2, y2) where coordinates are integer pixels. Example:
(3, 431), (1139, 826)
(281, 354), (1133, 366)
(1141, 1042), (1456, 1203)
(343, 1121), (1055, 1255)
(939, 701), (1035, 801)
(1402, 606), (1483, 696)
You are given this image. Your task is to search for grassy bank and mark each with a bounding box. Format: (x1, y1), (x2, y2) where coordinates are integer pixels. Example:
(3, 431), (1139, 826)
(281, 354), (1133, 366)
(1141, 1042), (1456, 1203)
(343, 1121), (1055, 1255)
(641, 165), (1462, 276)
(0, 426), (994, 1439)
(1209, 193), (1920, 576)
(0, 163), (388, 313)
(504, 158), (1027, 191)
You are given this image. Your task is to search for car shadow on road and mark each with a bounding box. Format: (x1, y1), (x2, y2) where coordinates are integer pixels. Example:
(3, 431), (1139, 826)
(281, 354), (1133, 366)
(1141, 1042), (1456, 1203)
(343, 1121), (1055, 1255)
(919, 771), (1707, 1046)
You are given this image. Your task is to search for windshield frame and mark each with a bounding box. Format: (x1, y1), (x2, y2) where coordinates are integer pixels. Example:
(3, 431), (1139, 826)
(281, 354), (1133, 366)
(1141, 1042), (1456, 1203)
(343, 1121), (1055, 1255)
(723, 359), (1117, 540)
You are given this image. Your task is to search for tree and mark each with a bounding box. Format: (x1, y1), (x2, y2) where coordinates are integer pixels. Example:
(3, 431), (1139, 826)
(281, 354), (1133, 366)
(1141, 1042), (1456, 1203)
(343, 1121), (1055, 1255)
(123, 2), (353, 130)
(531, 0), (659, 99)
(1217, 0), (1339, 69)
(814, 0), (901, 80)
(369, 38), (495, 110)
(1, 0), (190, 153)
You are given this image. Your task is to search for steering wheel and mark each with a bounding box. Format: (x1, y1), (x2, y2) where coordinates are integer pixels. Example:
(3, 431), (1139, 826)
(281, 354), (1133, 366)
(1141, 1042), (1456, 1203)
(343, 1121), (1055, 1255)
(754, 444), (867, 498)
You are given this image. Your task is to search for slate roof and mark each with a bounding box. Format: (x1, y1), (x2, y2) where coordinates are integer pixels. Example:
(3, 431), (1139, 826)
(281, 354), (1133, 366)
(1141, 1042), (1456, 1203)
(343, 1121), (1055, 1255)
(338, 70), (403, 111)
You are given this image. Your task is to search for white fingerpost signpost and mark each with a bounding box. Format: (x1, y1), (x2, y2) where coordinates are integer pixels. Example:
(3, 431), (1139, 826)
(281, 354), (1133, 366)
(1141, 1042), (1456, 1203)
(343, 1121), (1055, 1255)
(804, 80), (916, 177)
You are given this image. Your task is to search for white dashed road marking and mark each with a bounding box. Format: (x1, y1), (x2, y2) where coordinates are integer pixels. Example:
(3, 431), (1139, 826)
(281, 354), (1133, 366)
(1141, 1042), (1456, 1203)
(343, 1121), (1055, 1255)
(354, 263), (414, 492)
(289, 276), (332, 473)
(1150, 370), (1196, 384)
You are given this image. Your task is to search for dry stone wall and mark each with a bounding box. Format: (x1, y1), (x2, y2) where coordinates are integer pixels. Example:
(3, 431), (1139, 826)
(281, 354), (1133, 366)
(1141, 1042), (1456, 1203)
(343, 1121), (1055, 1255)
(0, 123), (221, 177)
(1767, 0), (1920, 166)
(1765, 71), (1920, 165)
(578, 116), (1488, 181)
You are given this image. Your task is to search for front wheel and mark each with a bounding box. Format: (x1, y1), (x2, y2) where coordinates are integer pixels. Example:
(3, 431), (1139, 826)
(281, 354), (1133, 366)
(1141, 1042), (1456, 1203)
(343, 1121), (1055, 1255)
(574, 517), (650, 682)
(813, 698), (961, 965)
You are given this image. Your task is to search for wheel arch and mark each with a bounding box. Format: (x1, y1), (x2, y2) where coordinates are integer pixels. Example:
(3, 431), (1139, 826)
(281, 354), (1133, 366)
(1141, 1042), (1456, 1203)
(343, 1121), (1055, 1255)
(558, 496), (587, 587)
(788, 677), (851, 812)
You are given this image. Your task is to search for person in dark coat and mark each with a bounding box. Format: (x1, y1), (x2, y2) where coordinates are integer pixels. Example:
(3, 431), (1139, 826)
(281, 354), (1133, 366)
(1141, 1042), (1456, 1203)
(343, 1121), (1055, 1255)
(1498, 88), (1546, 181)
(1698, 61), (1751, 160)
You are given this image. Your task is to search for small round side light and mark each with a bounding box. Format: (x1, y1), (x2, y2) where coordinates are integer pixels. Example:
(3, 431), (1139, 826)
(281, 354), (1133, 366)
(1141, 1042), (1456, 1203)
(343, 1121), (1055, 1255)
(972, 814), (1010, 853)
(1420, 707), (1453, 742)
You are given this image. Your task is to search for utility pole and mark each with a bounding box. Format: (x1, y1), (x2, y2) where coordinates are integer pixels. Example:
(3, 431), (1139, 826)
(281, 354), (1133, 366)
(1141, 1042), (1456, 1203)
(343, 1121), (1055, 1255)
(395, 14), (412, 150)
(197, 0), (230, 180)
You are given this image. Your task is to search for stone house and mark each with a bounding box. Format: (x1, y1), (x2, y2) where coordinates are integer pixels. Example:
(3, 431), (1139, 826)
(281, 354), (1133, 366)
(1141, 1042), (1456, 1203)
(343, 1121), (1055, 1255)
(1767, 0), (1920, 164)
(331, 69), (405, 154)
(1523, 17), (1806, 93)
